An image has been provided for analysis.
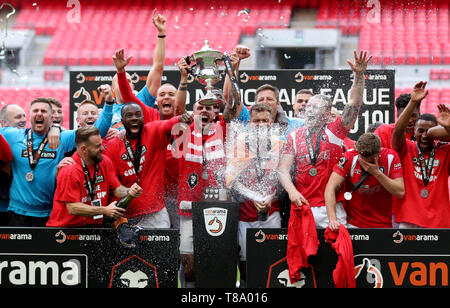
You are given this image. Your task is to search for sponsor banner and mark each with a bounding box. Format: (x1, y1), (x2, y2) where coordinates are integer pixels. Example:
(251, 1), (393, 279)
(247, 228), (450, 288)
(0, 228), (178, 288)
(192, 201), (239, 288)
(70, 69), (394, 139)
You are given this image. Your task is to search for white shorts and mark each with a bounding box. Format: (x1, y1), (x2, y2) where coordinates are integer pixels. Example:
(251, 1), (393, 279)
(311, 203), (347, 229)
(398, 222), (422, 229)
(179, 215), (193, 255)
(165, 196), (180, 229)
(238, 211), (281, 261)
(128, 207), (170, 229)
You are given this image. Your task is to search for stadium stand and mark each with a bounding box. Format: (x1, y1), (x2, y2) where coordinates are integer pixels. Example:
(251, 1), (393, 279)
(0, 87), (70, 125)
(12, 0), (292, 66)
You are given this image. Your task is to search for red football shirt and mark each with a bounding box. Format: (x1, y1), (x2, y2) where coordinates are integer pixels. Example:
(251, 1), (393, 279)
(104, 117), (180, 218)
(47, 152), (121, 227)
(281, 117), (349, 207)
(393, 140), (450, 228)
(374, 123), (414, 150)
(333, 148), (403, 228)
(117, 69), (179, 199)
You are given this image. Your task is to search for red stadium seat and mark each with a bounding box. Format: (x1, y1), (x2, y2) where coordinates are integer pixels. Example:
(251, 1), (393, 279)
(12, 0), (294, 66)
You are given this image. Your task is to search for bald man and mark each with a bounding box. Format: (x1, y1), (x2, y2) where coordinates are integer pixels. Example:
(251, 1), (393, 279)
(0, 104), (26, 129)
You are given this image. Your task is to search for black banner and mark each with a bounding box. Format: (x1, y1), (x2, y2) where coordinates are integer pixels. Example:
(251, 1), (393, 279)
(69, 69), (395, 139)
(0, 228), (178, 288)
(247, 228), (450, 288)
(192, 201), (239, 288)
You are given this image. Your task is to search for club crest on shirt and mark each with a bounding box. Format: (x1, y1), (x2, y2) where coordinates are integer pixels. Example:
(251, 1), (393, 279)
(337, 156), (347, 169)
(187, 173), (198, 190)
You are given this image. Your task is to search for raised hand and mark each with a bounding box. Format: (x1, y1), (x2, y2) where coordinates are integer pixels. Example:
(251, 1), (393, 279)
(152, 8), (166, 35)
(179, 113), (194, 125)
(97, 84), (114, 103)
(410, 81), (429, 103)
(177, 57), (191, 77)
(233, 45), (250, 60)
(437, 104), (450, 129)
(112, 49), (132, 73)
(347, 50), (372, 74)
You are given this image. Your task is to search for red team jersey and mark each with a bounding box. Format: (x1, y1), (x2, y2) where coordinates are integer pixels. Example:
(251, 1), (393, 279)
(47, 153), (121, 227)
(374, 123), (414, 150)
(393, 140), (450, 228)
(104, 117), (180, 218)
(333, 148), (403, 228)
(117, 70), (179, 199)
(282, 117), (349, 207)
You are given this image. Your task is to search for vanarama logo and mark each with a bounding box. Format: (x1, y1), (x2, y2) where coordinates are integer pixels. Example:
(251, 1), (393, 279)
(294, 72), (332, 83)
(140, 235), (170, 242)
(0, 233), (32, 240)
(393, 230), (439, 244)
(55, 230), (101, 243)
(255, 230), (287, 243)
(239, 72), (276, 83)
(203, 208), (228, 237)
(354, 258), (383, 288)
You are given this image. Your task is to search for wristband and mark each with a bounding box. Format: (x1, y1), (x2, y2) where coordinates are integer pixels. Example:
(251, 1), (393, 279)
(105, 99), (115, 105)
(158, 34), (166, 38)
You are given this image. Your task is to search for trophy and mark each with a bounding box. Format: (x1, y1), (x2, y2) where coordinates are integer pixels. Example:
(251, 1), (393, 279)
(186, 39), (240, 107)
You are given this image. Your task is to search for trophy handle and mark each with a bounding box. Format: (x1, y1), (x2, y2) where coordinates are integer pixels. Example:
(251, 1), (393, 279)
(214, 57), (224, 66)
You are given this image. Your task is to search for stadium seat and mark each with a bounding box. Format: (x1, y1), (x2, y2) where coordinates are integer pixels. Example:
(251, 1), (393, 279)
(12, 0), (294, 66)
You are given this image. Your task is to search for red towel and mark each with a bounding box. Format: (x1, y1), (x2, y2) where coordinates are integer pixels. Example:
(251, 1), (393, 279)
(286, 204), (319, 283)
(324, 225), (356, 288)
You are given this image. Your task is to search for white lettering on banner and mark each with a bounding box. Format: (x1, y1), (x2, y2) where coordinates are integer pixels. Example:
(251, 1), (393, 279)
(350, 110), (391, 134)
(0, 255), (85, 286)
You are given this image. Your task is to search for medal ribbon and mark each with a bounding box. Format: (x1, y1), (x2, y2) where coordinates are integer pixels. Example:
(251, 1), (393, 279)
(81, 158), (99, 204)
(222, 53), (241, 109)
(416, 143), (436, 187)
(202, 142), (208, 180)
(124, 137), (142, 183)
(26, 129), (49, 171)
(351, 169), (369, 192)
(305, 125), (326, 166)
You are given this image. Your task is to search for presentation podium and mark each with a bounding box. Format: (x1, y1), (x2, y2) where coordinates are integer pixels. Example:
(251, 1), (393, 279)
(0, 227), (179, 288)
(192, 201), (239, 288)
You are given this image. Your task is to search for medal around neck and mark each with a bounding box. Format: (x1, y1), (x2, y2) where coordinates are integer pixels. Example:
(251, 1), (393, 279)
(25, 171), (34, 182)
(344, 191), (352, 200)
(309, 167), (318, 177)
(420, 188), (429, 199)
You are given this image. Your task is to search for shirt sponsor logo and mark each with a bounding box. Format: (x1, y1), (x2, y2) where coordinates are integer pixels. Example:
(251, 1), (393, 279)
(21, 150), (57, 159)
